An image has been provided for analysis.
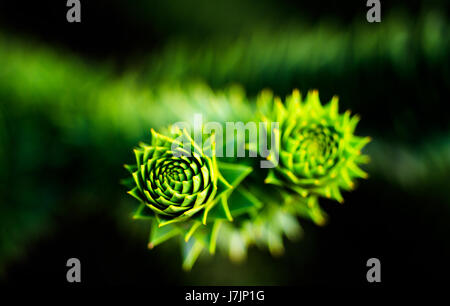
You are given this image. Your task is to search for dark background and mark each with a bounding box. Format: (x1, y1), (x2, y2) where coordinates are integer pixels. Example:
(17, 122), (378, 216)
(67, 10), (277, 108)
(0, 0), (449, 287)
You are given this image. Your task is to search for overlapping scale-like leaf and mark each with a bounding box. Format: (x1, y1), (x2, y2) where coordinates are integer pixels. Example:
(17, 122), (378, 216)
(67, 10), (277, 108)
(126, 128), (220, 226)
(124, 127), (259, 270)
(258, 89), (370, 202)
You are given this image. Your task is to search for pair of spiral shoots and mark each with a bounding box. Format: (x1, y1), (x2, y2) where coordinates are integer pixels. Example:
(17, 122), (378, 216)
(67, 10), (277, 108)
(123, 89), (370, 270)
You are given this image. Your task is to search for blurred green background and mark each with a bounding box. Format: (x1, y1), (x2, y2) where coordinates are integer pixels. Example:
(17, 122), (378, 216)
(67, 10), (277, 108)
(0, 0), (449, 286)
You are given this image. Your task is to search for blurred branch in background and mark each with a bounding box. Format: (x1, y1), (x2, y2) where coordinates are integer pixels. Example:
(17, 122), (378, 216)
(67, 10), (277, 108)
(141, 9), (449, 139)
(368, 135), (450, 203)
(145, 10), (449, 88)
(1, 8), (448, 138)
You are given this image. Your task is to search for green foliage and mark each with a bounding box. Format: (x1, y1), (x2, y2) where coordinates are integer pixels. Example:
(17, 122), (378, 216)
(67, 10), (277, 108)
(124, 89), (370, 269)
(0, 3), (448, 280)
(214, 90), (371, 262)
(257, 89), (370, 203)
(124, 128), (260, 270)
(126, 129), (227, 222)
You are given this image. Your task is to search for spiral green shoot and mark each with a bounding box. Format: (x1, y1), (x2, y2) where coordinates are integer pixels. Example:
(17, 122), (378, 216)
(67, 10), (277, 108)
(124, 127), (259, 269)
(258, 89), (371, 203)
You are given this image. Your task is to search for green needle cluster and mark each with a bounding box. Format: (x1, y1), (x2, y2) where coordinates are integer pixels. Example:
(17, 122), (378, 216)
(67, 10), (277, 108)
(126, 128), (221, 225)
(259, 89), (371, 203)
(124, 88), (370, 270)
(124, 127), (259, 269)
